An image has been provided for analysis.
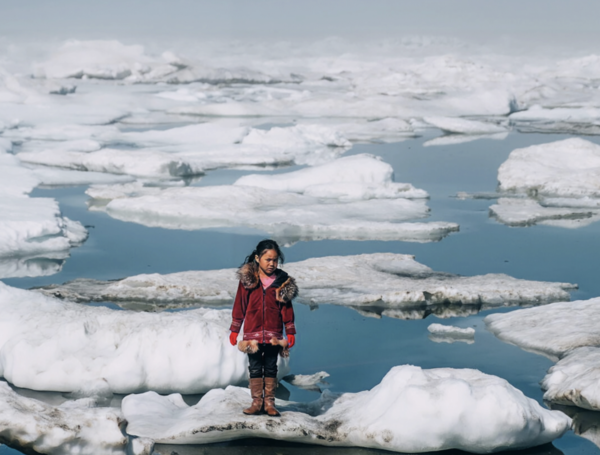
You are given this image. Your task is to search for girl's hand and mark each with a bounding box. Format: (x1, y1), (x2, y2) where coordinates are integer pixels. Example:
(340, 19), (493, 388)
(287, 334), (295, 349)
(229, 332), (238, 346)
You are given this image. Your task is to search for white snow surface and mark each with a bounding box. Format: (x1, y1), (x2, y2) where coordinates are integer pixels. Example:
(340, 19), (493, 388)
(0, 381), (127, 455)
(86, 177), (455, 243)
(423, 116), (507, 134)
(37, 253), (575, 313)
(498, 138), (600, 198)
(0, 149), (87, 270)
(542, 347), (600, 411)
(122, 365), (571, 453)
(485, 298), (600, 361)
(234, 154), (428, 200)
(0, 283), (288, 394)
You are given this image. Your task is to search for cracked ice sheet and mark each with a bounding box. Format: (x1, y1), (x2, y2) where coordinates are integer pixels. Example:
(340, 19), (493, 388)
(122, 365), (571, 453)
(13, 122), (351, 178)
(0, 282), (288, 394)
(85, 155), (457, 243)
(37, 253), (575, 315)
(0, 381), (128, 455)
(0, 149), (87, 278)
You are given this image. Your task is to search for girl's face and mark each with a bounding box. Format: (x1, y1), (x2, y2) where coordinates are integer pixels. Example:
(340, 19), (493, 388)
(256, 249), (279, 276)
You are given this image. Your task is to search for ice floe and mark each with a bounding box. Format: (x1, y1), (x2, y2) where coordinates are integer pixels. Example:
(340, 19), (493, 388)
(37, 253), (575, 316)
(510, 106), (600, 135)
(84, 153), (455, 242)
(498, 138), (600, 198)
(423, 116), (507, 135)
(122, 365), (571, 453)
(282, 372), (330, 392)
(0, 380), (128, 455)
(234, 154), (428, 200)
(486, 298), (600, 411)
(428, 323), (475, 344)
(485, 298), (600, 361)
(0, 148), (87, 277)
(0, 283), (288, 394)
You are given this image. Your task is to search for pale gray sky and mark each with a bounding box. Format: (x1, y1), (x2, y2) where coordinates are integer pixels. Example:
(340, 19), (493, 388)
(2, 0), (599, 45)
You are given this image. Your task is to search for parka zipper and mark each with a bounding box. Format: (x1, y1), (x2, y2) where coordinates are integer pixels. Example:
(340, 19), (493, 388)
(262, 286), (266, 344)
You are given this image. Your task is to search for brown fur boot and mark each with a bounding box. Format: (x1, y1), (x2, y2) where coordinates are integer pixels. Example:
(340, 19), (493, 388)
(243, 378), (264, 415)
(263, 377), (281, 417)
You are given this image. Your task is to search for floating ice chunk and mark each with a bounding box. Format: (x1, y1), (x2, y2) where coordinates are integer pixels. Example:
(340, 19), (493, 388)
(498, 138), (600, 198)
(282, 372), (330, 392)
(18, 139), (102, 154)
(234, 154), (428, 200)
(510, 105), (600, 124)
(542, 347), (600, 411)
(0, 283), (287, 394)
(87, 182), (455, 243)
(0, 381), (127, 455)
(485, 298), (600, 361)
(428, 323), (475, 344)
(122, 365), (571, 452)
(489, 198), (600, 228)
(4, 123), (119, 142)
(423, 116), (507, 134)
(329, 117), (415, 143)
(19, 148), (205, 178)
(424, 132), (508, 147)
(38, 254), (575, 316)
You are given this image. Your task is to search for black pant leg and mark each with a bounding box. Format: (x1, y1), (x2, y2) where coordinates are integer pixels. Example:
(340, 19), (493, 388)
(262, 344), (279, 378)
(248, 349), (264, 379)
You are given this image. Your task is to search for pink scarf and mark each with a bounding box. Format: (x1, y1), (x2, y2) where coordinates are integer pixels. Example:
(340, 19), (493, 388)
(260, 274), (276, 289)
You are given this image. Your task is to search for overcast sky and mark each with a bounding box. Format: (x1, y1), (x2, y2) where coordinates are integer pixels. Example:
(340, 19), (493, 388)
(2, 0), (600, 46)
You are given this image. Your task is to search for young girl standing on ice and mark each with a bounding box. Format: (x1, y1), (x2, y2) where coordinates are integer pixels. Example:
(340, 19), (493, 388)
(229, 239), (298, 416)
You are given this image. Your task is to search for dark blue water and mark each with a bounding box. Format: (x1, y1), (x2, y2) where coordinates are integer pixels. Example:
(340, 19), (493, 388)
(4, 131), (600, 454)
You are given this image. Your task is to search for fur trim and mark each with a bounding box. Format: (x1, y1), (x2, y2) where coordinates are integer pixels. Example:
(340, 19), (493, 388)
(237, 263), (259, 290)
(270, 337), (290, 358)
(238, 340), (259, 354)
(277, 277), (299, 302)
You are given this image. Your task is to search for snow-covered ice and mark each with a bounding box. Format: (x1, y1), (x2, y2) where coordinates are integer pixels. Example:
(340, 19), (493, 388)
(282, 372), (330, 392)
(498, 138), (600, 198)
(234, 154), (428, 200)
(37, 253), (575, 315)
(486, 298), (600, 411)
(485, 297), (600, 361)
(122, 365), (571, 453)
(0, 380), (127, 455)
(542, 347), (600, 411)
(423, 116), (507, 135)
(428, 323), (475, 344)
(0, 148), (87, 277)
(510, 106), (600, 135)
(0, 283), (288, 394)
(85, 155), (456, 243)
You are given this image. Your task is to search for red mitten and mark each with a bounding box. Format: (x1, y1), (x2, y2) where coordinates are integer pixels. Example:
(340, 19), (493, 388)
(229, 332), (238, 346)
(287, 334), (295, 349)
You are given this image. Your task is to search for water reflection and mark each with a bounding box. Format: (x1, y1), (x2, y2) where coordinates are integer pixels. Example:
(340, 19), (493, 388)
(551, 405), (600, 450)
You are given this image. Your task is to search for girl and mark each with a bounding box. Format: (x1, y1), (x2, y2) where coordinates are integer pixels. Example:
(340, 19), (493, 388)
(229, 239), (298, 417)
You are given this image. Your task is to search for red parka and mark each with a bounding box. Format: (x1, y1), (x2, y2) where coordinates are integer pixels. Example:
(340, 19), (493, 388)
(229, 263), (298, 343)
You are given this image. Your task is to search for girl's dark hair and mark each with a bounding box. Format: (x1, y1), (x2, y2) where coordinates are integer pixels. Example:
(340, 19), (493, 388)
(242, 239), (284, 266)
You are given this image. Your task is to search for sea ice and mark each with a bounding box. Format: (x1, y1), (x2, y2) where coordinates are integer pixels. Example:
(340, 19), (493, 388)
(234, 154), (428, 200)
(122, 365), (571, 453)
(485, 298), (600, 361)
(498, 138), (600, 198)
(423, 116), (507, 134)
(37, 253), (575, 315)
(0, 380), (127, 455)
(486, 298), (600, 411)
(0, 283), (288, 394)
(427, 323), (475, 344)
(542, 347), (600, 411)
(282, 372), (330, 392)
(0, 149), (87, 274)
(510, 106), (600, 135)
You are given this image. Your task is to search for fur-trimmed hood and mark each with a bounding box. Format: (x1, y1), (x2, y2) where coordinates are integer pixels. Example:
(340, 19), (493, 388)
(236, 263), (299, 302)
